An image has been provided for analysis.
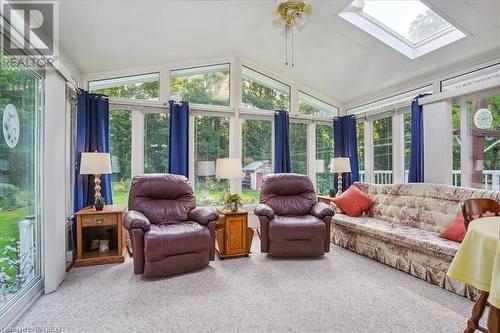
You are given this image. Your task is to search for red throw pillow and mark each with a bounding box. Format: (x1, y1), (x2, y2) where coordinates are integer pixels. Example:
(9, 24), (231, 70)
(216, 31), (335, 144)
(440, 213), (466, 243)
(440, 211), (497, 243)
(332, 185), (374, 217)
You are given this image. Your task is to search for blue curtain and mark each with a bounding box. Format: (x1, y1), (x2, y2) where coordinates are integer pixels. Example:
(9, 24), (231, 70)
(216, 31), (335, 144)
(74, 89), (113, 213)
(408, 94), (429, 182)
(333, 116), (359, 190)
(168, 100), (189, 177)
(274, 110), (291, 173)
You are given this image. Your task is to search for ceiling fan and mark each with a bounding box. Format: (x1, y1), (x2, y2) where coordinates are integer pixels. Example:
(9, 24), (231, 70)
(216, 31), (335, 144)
(273, 1), (312, 67)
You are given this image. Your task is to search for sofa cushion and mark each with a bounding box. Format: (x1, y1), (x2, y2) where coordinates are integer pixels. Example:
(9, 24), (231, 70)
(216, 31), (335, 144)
(332, 214), (460, 257)
(269, 215), (325, 241)
(332, 185), (374, 216)
(145, 221), (211, 261)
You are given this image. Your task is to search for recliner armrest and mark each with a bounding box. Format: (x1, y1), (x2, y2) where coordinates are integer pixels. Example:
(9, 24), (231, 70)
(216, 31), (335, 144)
(310, 202), (335, 219)
(254, 204), (275, 219)
(123, 210), (151, 231)
(189, 207), (218, 225)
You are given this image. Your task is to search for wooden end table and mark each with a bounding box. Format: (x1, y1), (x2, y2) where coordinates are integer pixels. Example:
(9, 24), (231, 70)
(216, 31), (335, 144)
(215, 209), (253, 259)
(317, 195), (335, 205)
(75, 204), (126, 267)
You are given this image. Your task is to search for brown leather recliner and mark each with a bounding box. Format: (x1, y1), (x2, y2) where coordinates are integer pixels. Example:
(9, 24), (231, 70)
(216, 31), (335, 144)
(254, 173), (335, 257)
(123, 174), (218, 277)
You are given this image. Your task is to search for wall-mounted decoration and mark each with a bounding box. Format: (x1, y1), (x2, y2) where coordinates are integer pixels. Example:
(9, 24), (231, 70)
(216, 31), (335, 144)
(474, 108), (493, 129)
(2, 104), (20, 148)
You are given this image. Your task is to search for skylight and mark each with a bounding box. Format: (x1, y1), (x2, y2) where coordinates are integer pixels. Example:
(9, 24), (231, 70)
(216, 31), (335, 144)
(339, 0), (467, 59)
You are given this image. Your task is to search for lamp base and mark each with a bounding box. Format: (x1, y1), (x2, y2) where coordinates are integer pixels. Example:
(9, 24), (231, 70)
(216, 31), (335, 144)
(336, 174), (343, 197)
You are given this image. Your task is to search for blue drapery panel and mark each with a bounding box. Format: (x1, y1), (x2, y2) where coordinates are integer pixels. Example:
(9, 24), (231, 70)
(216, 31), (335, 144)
(274, 110), (291, 173)
(74, 89), (113, 213)
(408, 94), (429, 182)
(333, 115), (359, 190)
(168, 100), (189, 177)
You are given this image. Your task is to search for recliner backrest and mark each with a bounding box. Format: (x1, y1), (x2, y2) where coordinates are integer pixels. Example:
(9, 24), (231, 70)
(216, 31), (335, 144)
(259, 173), (316, 216)
(128, 174), (195, 224)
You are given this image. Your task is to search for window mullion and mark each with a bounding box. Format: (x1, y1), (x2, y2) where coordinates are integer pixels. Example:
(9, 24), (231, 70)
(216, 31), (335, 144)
(131, 109), (144, 177)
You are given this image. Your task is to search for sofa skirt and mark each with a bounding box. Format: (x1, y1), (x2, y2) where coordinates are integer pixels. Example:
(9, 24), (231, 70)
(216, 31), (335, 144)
(331, 223), (479, 301)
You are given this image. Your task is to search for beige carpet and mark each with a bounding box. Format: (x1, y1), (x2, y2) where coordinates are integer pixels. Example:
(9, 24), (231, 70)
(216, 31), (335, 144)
(14, 235), (476, 332)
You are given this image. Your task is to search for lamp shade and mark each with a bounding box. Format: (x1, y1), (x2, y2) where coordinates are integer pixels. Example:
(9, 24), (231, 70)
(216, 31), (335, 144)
(80, 152), (112, 175)
(331, 157), (351, 173)
(216, 158), (243, 179)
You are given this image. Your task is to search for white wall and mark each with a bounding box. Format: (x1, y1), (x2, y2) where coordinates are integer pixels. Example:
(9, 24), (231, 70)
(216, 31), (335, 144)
(43, 70), (67, 293)
(423, 100), (453, 184)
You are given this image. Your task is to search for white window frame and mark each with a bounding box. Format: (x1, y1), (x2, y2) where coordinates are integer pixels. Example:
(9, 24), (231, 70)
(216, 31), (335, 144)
(88, 56), (340, 209)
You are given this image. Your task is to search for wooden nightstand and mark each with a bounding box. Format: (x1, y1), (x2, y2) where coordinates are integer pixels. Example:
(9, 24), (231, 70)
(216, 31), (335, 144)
(215, 209), (253, 259)
(75, 204), (126, 267)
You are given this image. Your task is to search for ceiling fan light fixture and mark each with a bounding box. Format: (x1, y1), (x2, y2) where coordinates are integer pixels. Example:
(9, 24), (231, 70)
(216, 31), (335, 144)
(274, 0), (311, 67)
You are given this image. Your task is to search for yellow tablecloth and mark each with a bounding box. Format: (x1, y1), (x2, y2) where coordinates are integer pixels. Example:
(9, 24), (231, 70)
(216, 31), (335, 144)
(447, 216), (500, 308)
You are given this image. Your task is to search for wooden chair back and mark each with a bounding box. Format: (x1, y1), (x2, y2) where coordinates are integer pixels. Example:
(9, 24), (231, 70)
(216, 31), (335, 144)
(461, 198), (500, 230)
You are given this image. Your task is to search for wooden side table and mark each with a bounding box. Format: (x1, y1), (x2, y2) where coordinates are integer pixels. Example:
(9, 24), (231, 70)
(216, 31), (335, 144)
(215, 209), (253, 259)
(75, 204), (126, 267)
(317, 195), (335, 204)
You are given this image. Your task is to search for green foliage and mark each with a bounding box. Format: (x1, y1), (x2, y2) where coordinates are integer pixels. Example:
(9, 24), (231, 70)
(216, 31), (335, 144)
(242, 77), (289, 111)
(316, 124), (334, 195)
(144, 113), (169, 173)
(91, 81), (159, 100)
(290, 123), (307, 174)
(109, 110), (132, 202)
(224, 193), (242, 212)
(171, 69), (229, 106)
(373, 117), (392, 171)
(357, 122), (365, 171)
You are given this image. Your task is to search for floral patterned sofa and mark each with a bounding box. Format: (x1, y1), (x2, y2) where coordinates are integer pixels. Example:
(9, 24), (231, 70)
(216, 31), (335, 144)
(331, 182), (500, 300)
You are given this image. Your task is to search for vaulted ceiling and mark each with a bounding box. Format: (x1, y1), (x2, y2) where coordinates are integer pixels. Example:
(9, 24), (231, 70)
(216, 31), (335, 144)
(58, 0), (500, 105)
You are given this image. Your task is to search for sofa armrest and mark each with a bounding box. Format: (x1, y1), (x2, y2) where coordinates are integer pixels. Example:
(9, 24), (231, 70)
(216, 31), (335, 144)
(254, 204), (275, 219)
(189, 207), (219, 226)
(123, 210), (151, 231)
(310, 202), (335, 220)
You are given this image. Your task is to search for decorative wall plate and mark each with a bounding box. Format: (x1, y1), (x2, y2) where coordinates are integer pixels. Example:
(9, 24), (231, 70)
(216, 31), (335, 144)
(474, 108), (493, 130)
(3, 104), (20, 148)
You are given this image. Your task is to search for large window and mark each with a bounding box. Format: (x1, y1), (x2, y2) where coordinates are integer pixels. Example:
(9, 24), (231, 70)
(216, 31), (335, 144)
(144, 113), (169, 174)
(316, 124), (333, 194)
(404, 111), (412, 182)
(89, 73), (160, 100)
(242, 119), (272, 204)
(194, 116), (229, 206)
(357, 121), (365, 181)
(452, 105), (461, 186)
(299, 92), (338, 117)
(465, 96), (499, 190)
(290, 123), (308, 174)
(0, 52), (41, 315)
(170, 64), (230, 106)
(109, 110), (132, 204)
(242, 66), (290, 111)
(373, 116), (393, 184)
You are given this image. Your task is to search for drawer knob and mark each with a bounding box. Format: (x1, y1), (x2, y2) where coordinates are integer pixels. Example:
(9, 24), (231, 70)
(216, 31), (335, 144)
(94, 217), (104, 224)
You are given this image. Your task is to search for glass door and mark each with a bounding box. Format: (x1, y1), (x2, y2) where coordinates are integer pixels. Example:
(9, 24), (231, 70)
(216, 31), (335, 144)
(0, 48), (42, 324)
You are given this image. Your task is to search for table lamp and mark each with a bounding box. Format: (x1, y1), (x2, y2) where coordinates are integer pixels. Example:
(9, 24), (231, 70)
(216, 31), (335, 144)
(216, 158), (243, 193)
(331, 157), (351, 196)
(80, 152), (112, 206)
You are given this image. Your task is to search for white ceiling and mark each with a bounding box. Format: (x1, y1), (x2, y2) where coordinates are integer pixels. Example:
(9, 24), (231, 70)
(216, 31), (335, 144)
(58, 0), (500, 104)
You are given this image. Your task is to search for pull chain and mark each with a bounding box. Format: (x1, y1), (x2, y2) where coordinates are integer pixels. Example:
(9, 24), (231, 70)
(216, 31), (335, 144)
(285, 24), (289, 66)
